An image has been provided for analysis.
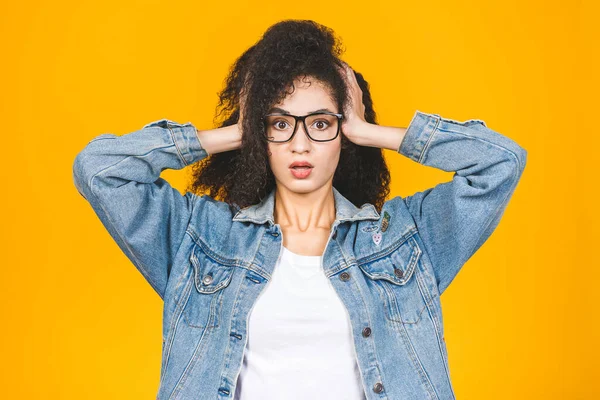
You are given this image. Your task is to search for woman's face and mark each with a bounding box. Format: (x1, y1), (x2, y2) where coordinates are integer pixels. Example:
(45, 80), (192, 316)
(266, 77), (342, 194)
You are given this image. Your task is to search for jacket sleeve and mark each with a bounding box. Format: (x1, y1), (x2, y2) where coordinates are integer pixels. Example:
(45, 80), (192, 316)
(396, 110), (527, 295)
(72, 119), (209, 300)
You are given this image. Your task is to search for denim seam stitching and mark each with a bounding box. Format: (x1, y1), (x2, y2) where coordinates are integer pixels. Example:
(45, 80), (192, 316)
(393, 309), (439, 399)
(414, 266), (455, 399)
(166, 124), (189, 167)
(165, 193), (198, 291)
(168, 286), (212, 399)
(399, 109), (424, 156)
(159, 273), (194, 393)
(418, 116), (441, 164)
(424, 301), (455, 399)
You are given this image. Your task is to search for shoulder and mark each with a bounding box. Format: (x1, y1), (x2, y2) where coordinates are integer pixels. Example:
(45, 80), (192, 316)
(190, 192), (239, 219)
(185, 193), (264, 262)
(186, 193), (238, 236)
(378, 195), (417, 232)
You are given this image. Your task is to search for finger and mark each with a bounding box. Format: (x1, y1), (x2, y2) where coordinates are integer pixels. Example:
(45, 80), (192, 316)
(343, 63), (353, 78)
(343, 64), (360, 93)
(346, 65), (358, 85)
(337, 61), (351, 77)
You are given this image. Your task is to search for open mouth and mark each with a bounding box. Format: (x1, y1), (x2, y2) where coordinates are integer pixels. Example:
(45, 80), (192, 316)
(289, 165), (313, 178)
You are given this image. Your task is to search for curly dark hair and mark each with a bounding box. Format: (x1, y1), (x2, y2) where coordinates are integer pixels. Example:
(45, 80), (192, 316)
(186, 19), (391, 213)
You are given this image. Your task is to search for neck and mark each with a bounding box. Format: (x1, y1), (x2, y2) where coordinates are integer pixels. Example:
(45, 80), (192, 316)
(273, 184), (336, 232)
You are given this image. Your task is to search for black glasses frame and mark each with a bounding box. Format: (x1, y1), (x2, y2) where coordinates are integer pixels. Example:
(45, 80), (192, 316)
(261, 111), (344, 143)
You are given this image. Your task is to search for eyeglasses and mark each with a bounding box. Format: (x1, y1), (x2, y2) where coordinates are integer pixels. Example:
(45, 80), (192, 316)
(261, 111), (343, 143)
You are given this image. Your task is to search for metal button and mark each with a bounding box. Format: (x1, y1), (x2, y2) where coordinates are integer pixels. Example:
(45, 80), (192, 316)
(340, 271), (350, 281)
(373, 382), (384, 393)
(394, 268), (404, 279)
(202, 275), (213, 285)
(271, 231), (279, 237)
(362, 327), (371, 337)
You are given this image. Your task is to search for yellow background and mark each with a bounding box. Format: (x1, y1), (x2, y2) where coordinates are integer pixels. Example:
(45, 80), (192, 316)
(1, 0), (597, 398)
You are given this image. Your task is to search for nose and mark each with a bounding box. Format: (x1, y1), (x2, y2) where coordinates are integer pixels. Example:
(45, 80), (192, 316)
(289, 120), (312, 151)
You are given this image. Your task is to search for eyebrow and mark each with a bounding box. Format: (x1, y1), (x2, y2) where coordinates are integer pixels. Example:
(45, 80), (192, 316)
(268, 107), (336, 115)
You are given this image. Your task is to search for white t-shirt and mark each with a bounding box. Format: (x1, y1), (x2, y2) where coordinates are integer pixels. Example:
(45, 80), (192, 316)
(234, 246), (366, 400)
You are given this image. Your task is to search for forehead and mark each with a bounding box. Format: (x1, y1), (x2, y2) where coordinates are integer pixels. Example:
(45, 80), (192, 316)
(269, 77), (337, 114)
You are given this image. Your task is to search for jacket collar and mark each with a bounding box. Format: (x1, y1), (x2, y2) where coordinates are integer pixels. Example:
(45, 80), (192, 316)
(232, 186), (380, 226)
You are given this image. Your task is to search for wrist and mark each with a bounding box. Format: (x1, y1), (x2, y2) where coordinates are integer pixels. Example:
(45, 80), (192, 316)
(196, 124), (242, 155)
(354, 122), (407, 151)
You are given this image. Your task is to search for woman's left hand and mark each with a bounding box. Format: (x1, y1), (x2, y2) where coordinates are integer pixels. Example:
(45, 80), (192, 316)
(336, 61), (371, 145)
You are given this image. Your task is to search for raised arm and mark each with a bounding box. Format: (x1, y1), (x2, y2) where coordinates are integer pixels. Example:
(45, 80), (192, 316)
(400, 111), (527, 294)
(361, 110), (527, 295)
(72, 119), (240, 299)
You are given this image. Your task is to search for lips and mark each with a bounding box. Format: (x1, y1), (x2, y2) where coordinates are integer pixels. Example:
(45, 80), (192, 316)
(289, 163), (313, 179)
(289, 161), (313, 169)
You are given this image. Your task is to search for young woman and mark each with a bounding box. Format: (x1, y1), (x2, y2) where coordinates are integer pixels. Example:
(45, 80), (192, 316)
(73, 19), (527, 400)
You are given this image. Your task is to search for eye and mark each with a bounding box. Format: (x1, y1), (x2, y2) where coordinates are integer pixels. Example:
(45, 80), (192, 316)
(311, 119), (330, 130)
(271, 119), (292, 130)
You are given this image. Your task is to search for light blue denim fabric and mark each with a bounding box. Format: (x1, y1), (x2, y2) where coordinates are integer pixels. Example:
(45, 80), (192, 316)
(72, 110), (527, 399)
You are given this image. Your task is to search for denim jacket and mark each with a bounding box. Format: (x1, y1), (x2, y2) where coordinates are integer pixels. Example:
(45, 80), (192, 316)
(72, 110), (527, 399)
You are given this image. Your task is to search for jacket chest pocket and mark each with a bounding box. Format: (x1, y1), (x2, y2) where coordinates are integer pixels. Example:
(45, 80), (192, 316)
(358, 235), (430, 325)
(182, 245), (234, 329)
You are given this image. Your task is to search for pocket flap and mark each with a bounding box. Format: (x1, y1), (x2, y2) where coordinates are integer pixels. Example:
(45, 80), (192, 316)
(358, 235), (422, 285)
(190, 246), (234, 294)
